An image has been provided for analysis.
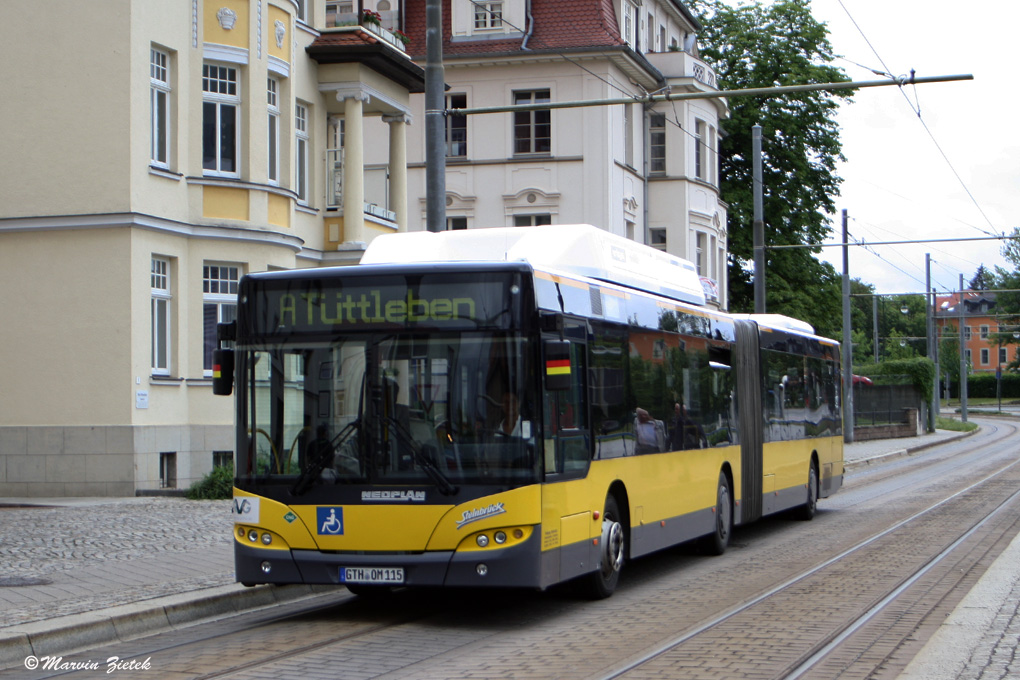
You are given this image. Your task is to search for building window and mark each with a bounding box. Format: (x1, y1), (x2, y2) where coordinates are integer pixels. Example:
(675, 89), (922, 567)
(295, 102), (309, 202)
(650, 228), (666, 251)
(624, 104), (634, 167)
(213, 450), (233, 469)
(203, 264), (239, 375)
(623, 2), (636, 49)
(696, 232), (707, 275)
(513, 214), (551, 227)
(446, 93), (467, 158)
(448, 216), (468, 230)
(202, 63), (239, 176)
(650, 113), (666, 174)
(151, 257), (171, 375)
(1000, 347), (1007, 364)
(474, 1), (502, 29)
(980, 348), (989, 365)
(150, 48), (171, 168)
(659, 25), (666, 52)
(268, 78), (279, 184)
(965, 349), (972, 364)
(160, 452), (177, 489)
(513, 89), (550, 155)
(646, 13), (654, 53)
(980, 325), (989, 339)
(694, 119), (706, 180)
(964, 326), (972, 341)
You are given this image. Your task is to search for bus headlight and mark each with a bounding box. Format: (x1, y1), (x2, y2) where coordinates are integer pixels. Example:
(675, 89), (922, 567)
(248, 529), (259, 542)
(476, 534), (489, 548)
(494, 531), (507, 544)
(261, 533), (272, 545)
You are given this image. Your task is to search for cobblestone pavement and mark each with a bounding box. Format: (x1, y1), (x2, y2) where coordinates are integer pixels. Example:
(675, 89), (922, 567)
(0, 423), (1016, 680)
(0, 498), (234, 628)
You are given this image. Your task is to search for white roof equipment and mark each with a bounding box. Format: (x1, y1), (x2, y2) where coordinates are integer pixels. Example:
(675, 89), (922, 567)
(732, 313), (817, 336)
(361, 224), (707, 306)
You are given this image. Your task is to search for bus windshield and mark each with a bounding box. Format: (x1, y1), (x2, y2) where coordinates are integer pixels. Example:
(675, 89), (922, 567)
(239, 332), (539, 493)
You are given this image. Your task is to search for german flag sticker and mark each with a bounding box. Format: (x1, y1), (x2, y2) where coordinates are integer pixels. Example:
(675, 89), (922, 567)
(546, 358), (571, 377)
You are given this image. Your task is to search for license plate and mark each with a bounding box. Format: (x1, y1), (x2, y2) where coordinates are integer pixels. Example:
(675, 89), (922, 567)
(340, 567), (405, 584)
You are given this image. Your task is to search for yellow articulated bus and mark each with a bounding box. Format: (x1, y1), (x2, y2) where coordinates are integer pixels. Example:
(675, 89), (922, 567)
(214, 225), (843, 598)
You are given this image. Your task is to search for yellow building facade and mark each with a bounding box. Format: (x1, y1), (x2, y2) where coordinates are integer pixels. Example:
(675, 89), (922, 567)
(0, 0), (423, 495)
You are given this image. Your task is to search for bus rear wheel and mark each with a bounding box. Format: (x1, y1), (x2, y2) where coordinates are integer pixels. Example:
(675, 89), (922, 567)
(581, 495), (625, 599)
(702, 472), (732, 556)
(794, 462), (819, 521)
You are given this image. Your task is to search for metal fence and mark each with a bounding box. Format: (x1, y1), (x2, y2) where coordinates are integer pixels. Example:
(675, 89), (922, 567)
(854, 376), (921, 425)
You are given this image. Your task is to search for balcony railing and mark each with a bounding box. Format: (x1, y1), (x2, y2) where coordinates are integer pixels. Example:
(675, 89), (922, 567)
(325, 9), (408, 53)
(645, 51), (718, 89)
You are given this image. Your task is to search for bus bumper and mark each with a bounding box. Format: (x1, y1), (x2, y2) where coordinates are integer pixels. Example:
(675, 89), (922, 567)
(235, 529), (544, 589)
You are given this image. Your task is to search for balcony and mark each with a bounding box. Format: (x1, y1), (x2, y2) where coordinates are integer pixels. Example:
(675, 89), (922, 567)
(326, 148), (396, 222)
(324, 8), (408, 54)
(645, 51), (718, 89)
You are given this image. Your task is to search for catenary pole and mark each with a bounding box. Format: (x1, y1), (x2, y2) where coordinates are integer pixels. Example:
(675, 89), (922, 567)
(424, 0), (445, 232)
(842, 209), (854, 443)
(959, 274), (968, 422)
(753, 124), (765, 313)
(926, 254), (937, 426)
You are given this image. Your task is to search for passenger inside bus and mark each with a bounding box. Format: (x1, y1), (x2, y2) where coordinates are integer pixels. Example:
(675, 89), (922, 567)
(634, 408), (666, 454)
(670, 402), (707, 450)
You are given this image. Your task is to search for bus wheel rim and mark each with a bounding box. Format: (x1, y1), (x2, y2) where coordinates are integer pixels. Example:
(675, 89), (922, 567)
(602, 519), (624, 574)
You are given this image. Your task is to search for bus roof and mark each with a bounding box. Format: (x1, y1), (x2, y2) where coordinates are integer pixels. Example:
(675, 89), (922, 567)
(360, 225), (707, 306)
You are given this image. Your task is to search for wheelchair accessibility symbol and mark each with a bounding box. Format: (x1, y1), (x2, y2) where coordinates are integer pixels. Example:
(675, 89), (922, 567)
(317, 507), (344, 535)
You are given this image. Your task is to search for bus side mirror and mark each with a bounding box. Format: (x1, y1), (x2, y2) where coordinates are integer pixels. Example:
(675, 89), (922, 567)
(544, 339), (572, 392)
(212, 349), (234, 396)
(212, 320), (236, 396)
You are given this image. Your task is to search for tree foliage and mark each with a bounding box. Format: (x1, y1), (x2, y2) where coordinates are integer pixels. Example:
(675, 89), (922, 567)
(686, 0), (853, 336)
(969, 265), (991, 291)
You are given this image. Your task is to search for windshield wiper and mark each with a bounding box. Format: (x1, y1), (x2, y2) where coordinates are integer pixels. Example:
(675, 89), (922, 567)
(382, 416), (459, 496)
(291, 419), (360, 496)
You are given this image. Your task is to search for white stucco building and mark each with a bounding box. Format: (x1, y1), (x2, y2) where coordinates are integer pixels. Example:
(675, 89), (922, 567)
(0, 0), (726, 496)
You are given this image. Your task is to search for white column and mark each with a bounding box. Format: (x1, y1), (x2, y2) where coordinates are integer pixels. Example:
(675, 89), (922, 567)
(383, 113), (410, 232)
(339, 91), (369, 244)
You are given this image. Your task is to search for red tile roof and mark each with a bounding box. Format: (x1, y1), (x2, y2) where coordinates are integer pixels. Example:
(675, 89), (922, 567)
(403, 0), (624, 57)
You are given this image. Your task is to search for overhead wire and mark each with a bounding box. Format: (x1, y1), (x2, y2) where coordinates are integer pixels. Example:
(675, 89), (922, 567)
(834, 0), (1002, 239)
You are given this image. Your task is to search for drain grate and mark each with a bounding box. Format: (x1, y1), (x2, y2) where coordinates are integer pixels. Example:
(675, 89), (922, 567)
(0, 577), (53, 587)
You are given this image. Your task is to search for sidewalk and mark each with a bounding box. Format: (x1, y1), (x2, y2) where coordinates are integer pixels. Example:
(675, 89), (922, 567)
(0, 425), (1013, 677)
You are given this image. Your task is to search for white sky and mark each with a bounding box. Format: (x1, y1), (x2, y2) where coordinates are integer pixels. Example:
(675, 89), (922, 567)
(806, 0), (1018, 297)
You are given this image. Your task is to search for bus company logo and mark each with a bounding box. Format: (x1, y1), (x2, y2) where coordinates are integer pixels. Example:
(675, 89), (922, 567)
(232, 496), (259, 523)
(456, 502), (506, 529)
(361, 490), (426, 502)
(317, 507), (344, 535)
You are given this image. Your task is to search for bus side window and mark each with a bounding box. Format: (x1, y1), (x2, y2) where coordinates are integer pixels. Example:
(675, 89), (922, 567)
(543, 341), (589, 478)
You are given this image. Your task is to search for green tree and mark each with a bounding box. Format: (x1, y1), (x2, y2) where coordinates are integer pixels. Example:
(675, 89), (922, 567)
(969, 265), (991, 291)
(687, 0), (853, 334)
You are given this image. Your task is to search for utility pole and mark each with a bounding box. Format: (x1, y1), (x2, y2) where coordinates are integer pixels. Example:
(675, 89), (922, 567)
(959, 273), (968, 422)
(424, 0), (445, 232)
(926, 254), (937, 427)
(752, 125), (765, 313)
(872, 296), (879, 363)
(842, 209), (854, 443)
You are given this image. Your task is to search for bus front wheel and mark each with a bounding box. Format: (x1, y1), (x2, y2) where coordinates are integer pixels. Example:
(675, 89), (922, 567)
(582, 495), (625, 599)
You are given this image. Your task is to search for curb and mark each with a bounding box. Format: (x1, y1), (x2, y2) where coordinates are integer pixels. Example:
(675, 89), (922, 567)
(844, 429), (977, 472)
(0, 583), (340, 670)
